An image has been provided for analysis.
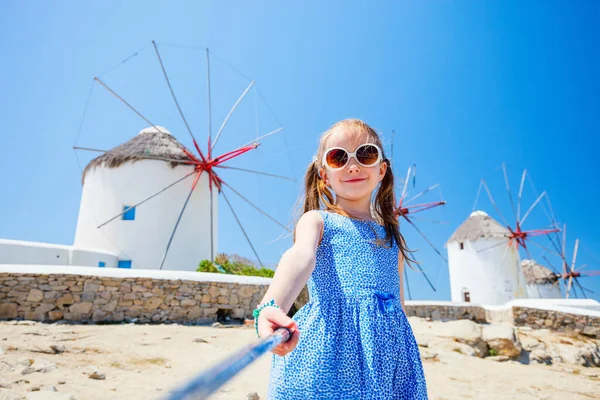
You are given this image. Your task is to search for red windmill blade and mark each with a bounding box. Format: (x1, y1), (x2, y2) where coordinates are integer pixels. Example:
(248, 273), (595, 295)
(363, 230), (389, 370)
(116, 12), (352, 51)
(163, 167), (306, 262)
(557, 234), (599, 299)
(74, 41), (294, 270)
(473, 163), (560, 258)
(391, 164), (447, 297)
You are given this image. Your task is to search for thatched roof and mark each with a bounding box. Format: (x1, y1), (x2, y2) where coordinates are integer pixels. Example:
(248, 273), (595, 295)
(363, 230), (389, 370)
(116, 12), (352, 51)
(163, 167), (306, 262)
(82, 126), (193, 182)
(447, 211), (510, 244)
(522, 259), (560, 285)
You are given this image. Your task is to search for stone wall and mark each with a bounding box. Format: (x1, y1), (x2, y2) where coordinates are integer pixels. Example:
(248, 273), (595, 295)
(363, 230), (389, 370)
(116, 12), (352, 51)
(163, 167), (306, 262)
(0, 271), (269, 324)
(513, 306), (600, 339)
(405, 303), (488, 323)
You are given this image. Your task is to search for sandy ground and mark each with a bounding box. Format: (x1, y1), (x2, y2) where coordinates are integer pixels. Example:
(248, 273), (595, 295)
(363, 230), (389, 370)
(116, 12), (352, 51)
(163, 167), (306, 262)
(0, 321), (599, 400)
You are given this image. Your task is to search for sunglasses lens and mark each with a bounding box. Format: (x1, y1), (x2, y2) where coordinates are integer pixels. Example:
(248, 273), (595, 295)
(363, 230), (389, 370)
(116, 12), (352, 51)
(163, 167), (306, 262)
(356, 144), (380, 166)
(325, 148), (348, 169)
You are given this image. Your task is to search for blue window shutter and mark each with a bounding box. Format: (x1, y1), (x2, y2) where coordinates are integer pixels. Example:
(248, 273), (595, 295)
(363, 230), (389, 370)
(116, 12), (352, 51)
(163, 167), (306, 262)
(98, 261), (106, 268)
(118, 260), (132, 269)
(122, 205), (136, 221)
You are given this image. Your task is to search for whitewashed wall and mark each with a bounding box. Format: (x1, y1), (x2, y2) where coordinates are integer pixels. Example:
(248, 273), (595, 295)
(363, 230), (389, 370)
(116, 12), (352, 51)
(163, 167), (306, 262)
(526, 283), (562, 299)
(0, 239), (117, 267)
(74, 160), (218, 271)
(448, 238), (528, 305)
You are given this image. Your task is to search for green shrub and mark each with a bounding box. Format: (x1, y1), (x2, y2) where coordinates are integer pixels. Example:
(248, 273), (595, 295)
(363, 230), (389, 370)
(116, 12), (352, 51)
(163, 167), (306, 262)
(197, 253), (274, 278)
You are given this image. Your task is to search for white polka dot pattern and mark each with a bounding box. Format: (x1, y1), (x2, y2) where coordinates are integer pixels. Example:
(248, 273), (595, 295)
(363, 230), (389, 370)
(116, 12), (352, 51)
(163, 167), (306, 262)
(268, 211), (428, 399)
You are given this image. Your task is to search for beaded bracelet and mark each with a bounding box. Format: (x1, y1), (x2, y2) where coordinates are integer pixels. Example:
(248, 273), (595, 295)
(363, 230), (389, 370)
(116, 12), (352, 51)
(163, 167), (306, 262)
(252, 299), (281, 338)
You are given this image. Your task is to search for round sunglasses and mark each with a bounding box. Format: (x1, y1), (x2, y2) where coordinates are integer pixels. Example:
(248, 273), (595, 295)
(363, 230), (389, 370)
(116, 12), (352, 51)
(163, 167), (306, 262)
(322, 143), (383, 171)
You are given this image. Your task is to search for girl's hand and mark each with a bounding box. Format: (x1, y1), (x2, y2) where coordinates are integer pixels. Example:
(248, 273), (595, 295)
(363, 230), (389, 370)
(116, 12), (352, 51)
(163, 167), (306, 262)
(257, 306), (300, 356)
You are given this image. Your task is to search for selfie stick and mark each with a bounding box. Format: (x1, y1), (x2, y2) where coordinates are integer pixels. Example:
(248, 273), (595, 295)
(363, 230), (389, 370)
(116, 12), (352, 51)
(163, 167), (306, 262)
(165, 327), (291, 400)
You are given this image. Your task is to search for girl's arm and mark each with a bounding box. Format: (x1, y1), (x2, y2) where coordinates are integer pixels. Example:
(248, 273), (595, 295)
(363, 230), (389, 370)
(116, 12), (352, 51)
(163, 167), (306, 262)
(256, 210), (323, 356)
(398, 252), (406, 313)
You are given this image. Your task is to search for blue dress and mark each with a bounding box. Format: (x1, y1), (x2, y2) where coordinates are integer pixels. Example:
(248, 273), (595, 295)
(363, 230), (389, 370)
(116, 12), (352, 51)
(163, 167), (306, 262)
(268, 211), (428, 399)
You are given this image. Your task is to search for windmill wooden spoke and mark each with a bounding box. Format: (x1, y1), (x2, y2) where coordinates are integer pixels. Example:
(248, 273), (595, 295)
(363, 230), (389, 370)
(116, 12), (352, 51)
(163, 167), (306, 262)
(159, 171), (203, 270)
(214, 165), (295, 181)
(517, 169), (527, 221)
(502, 163), (518, 220)
(571, 239), (580, 274)
(152, 41), (206, 162)
(492, 245), (512, 289)
(405, 218), (447, 263)
(576, 281), (594, 294)
(472, 179), (484, 211)
(239, 127), (285, 148)
(94, 78), (169, 138)
(73, 146), (196, 165)
(476, 239), (510, 253)
(520, 191), (547, 226)
(582, 271), (600, 277)
(407, 216), (448, 225)
(404, 267), (412, 301)
(211, 80), (256, 151)
(529, 240), (563, 259)
(220, 182), (290, 232)
(397, 201), (446, 217)
(97, 170), (196, 228)
(542, 255), (562, 276)
(578, 264), (590, 271)
(221, 189), (264, 268)
(573, 280), (587, 298)
(404, 184), (440, 206)
(400, 167), (412, 201)
(481, 179), (509, 227)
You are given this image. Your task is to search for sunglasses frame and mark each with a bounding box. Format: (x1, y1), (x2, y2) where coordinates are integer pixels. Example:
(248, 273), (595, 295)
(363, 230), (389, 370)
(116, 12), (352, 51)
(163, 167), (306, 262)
(321, 143), (383, 171)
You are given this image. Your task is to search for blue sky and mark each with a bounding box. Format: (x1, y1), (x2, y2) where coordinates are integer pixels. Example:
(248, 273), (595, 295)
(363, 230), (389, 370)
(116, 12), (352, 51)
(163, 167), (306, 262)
(1, 1), (599, 301)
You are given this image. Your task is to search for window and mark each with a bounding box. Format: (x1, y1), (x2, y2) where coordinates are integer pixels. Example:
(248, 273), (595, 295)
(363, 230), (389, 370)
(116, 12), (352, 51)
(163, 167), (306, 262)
(459, 242), (464, 250)
(118, 260), (132, 269)
(463, 291), (471, 302)
(98, 261), (106, 268)
(122, 205), (136, 221)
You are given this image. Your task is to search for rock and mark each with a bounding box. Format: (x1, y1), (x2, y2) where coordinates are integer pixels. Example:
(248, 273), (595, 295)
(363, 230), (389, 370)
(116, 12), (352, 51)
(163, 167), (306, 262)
(88, 372), (105, 380)
(245, 393), (260, 400)
(211, 322), (223, 328)
(428, 338), (476, 357)
(431, 309), (442, 321)
(26, 290), (44, 303)
(553, 342), (600, 367)
(487, 355), (510, 362)
(49, 345), (65, 354)
(57, 382), (65, 385)
(482, 327), (522, 359)
(27, 387), (40, 392)
(143, 298), (163, 311)
(187, 307), (202, 320)
(40, 387), (56, 392)
(582, 326), (600, 337)
(33, 361), (57, 373)
(419, 348), (438, 360)
(91, 310), (108, 323)
(435, 320), (488, 357)
(0, 303), (18, 319)
(530, 348), (552, 365)
(47, 312), (63, 321)
(69, 303), (92, 315)
(193, 338), (208, 343)
(56, 295), (74, 308)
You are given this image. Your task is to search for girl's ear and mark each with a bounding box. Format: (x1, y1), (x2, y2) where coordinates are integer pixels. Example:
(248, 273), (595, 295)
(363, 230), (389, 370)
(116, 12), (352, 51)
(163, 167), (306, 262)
(318, 167), (327, 182)
(378, 160), (388, 182)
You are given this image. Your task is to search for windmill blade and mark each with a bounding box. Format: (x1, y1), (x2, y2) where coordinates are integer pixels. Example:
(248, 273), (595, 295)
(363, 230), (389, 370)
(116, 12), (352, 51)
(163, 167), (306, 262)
(566, 276), (574, 299)
(400, 166), (412, 201)
(220, 182), (291, 232)
(206, 48), (213, 157)
(97, 170), (196, 228)
(477, 239), (510, 254)
(481, 179), (509, 227)
(404, 266), (412, 301)
(520, 190), (547, 226)
(576, 282), (595, 294)
(404, 184), (440, 206)
(582, 270), (600, 277)
(492, 244), (511, 290)
(502, 163), (518, 220)
(215, 165), (295, 181)
(220, 189), (264, 268)
(529, 240), (563, 259)
(211, 80), (256, 151)
(152, 41), (205, 160)
(239, 127), (285, 148)
(472, 179), (484, 211)
(405, 218), (447, 263)
(562, 224), (568, 274)
(542, 255), (561, 276)
(159, 171), (203, 270)
(574, 279), (588, 299)
(94, 78), (172, 142)
(570, 281), (580, 299)
(407, 216), (448, 225)
(578, 264), (590, 271)
(517, 169), (527, 222)
(571, 239), (579, 273)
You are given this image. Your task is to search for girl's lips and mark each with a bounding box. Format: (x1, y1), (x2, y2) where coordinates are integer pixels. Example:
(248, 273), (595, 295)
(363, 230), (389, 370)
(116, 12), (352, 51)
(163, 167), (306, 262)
(344, 178), (366, 183)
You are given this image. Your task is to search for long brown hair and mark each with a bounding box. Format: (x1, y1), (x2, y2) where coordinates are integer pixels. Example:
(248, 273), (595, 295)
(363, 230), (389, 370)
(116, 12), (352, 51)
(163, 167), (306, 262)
(301, 119), (415, 265)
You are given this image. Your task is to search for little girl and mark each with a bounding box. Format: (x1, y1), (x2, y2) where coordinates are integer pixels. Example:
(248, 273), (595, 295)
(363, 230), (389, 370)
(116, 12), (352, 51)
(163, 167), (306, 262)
(255, 119), (428, 399)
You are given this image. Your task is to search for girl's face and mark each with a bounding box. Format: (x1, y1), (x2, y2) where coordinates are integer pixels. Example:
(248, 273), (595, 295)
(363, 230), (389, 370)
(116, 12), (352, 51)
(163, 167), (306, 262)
(319, 129), (387, 203)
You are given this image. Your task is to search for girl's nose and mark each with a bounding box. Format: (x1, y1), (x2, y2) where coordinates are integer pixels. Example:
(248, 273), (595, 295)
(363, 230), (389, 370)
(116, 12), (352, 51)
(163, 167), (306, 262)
(347, 158), (360, 173)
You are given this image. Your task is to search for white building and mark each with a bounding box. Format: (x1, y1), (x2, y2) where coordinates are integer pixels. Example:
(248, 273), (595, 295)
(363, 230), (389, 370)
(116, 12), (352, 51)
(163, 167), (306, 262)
(1, 126), (217, 271)
(522, 259), (562, 299)
(74, 126), (217, 271)
(446, 211), (528, 305)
